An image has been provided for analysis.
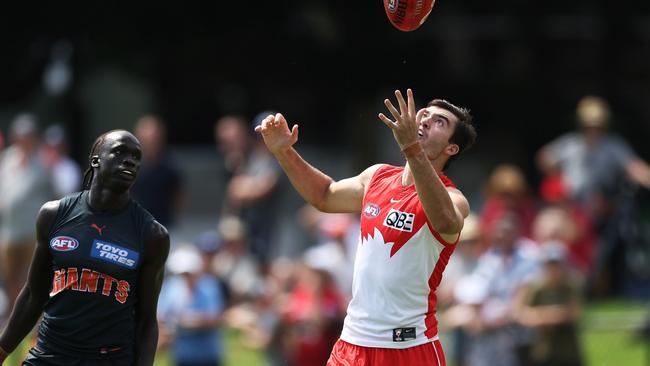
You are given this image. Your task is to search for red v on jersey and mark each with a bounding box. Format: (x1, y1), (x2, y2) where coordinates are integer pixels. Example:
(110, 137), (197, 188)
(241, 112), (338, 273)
(360, 165), (456, 257)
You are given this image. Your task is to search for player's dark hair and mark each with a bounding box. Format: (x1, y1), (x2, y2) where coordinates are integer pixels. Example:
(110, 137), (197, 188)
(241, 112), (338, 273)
(82, 133), (108, 190)
(427, 99), (477, 169)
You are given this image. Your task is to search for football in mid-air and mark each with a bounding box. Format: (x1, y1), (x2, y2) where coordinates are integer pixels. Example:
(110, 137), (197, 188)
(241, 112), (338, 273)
(383, 0), (435, 32)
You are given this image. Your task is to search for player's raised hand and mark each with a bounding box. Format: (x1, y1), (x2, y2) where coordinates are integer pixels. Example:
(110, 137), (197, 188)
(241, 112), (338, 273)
(378, 89), (419, 150)
(254, 113), (299, 154)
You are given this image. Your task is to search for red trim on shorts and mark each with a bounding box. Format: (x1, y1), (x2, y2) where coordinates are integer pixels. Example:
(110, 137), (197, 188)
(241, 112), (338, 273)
(433, 339), (447, 366)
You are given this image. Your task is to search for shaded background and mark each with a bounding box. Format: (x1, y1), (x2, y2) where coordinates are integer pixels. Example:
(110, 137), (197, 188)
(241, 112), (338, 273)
(2, 1), (649, 173)
(1, 0), (650, 266)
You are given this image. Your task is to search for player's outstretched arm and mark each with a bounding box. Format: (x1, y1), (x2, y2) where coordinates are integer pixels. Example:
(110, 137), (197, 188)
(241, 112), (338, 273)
(0, 201), (58, 362)
(255, 113), (379, 213)
(135, 221), (170, 366)
(379, 89), (468, 240)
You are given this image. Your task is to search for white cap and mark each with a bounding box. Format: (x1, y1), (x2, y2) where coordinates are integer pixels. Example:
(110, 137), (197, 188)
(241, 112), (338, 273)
(167, 245), (202, 275)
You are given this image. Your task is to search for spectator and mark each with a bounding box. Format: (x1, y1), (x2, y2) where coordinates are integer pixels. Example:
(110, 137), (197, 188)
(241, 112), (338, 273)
(40, 124), (81, 197)
(534, 178), (597, 276)
(515, 241), (585, 366)
(158, 244), (226, 366)
(536, 95), (650, 298)
(461, 213), (540, 366)
(132, 114), (184, 228)
(215, 113), (283, 266)
(0, 113), (53, 319)
(195, 230), (230, 302)
(537, 95), (650, 206)
(480, 164), (538, 242)
(223, 257), (295, 366)
(301, 211), (356, 298)
(211, 216), (265, 304)
(282, 258), (345, 366)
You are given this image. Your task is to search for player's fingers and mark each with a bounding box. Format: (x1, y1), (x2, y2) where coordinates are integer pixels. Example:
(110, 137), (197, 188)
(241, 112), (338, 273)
(384, 99), (401, 122)
(290, 124), (299, 142)
(395, 90), (408, 116)
(261, 115), (274, 129)
(407, 89), (416, 116)
(254, 125), (262, 133)
(275, 113), (287, 127)
(378, 113), (397, 128)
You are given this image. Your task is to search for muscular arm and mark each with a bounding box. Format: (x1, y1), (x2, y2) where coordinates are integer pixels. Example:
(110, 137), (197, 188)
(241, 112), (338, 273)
(256, 113), (379, 213)
(0, 201), (58, 360)
(407, 151), (469, 237)
(379, 89), (468, 240)
(134, 221), (170, 366)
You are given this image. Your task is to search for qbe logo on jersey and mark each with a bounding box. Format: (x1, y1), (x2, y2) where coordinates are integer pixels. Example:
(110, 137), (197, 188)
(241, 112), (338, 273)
(383, 208), (415, 232)
(91, 240), (139, 269)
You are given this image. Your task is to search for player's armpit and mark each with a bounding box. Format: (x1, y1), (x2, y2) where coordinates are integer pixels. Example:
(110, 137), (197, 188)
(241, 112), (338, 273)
(435, 188), (469, 243)
(319, 164), (383, 213)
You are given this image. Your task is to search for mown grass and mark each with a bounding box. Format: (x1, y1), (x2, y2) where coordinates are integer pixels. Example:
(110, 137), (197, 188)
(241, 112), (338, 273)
(4, 299), (647, 366)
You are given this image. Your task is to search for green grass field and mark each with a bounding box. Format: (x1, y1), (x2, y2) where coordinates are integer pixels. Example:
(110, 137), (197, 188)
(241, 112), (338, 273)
(581, 300), (648, 366)
(4, 299), (647, 366)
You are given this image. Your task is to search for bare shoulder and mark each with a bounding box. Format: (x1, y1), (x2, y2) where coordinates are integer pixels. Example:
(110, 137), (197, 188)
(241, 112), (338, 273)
(146, 220), (169, 242)
(359, 164), (384, 188)
(36, 200), (62, 236)
(39, 199), (61, 216)
(446, 187), (470, 218)
(143, 220), (170, 265)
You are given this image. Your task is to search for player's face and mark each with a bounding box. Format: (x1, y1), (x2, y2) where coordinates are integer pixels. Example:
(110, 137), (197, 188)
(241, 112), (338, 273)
(415, 106), (459, 159)
(96, 131), (142, 192)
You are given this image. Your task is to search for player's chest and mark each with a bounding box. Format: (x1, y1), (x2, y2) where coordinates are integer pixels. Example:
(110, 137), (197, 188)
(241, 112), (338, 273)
(362, 186), (425, 231)
(361, 186), (434, 257)
(49, 217), (141, 276)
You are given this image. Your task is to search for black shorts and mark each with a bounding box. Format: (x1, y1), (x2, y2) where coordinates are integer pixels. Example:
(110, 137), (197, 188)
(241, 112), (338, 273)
(23, 344), (133, 366)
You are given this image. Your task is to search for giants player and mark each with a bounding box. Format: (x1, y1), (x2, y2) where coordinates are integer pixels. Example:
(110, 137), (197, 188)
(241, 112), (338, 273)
(255, 89), (476, 365)
(0, 130), (169, 366)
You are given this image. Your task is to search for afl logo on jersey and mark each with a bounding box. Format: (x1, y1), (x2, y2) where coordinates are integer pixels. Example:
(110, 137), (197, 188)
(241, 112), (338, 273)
(50, 236), (80, 252)
(363, 203), (381, 218)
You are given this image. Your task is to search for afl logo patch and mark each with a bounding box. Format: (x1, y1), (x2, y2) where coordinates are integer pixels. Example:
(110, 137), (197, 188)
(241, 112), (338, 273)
(50, 236), (80, 252)
(363, 203), (381, 218)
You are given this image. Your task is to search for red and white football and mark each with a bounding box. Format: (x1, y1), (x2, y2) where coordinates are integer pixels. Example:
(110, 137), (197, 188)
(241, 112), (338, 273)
(383, 0), (435, 32)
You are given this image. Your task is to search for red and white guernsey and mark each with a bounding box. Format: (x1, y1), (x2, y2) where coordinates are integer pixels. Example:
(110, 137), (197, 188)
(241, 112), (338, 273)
(340, 164), (458, 349)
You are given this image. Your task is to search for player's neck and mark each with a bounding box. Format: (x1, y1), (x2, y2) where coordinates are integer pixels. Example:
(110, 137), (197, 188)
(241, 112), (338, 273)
(87, 187), (131, 212)
(402, 158), (445, 186)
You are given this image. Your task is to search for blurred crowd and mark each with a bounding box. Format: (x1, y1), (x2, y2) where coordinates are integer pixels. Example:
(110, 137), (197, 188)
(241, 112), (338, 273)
(0, 94), (649, 366)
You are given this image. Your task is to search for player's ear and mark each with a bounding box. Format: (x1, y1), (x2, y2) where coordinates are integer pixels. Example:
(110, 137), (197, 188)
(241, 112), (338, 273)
(91, 155), (100, 168)
(445, 143), (460, 156)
